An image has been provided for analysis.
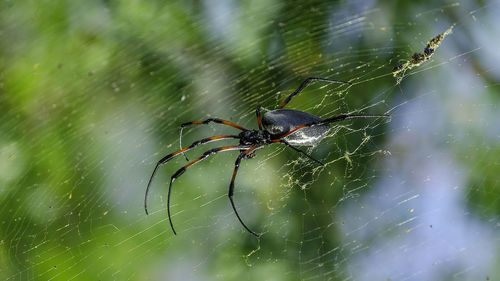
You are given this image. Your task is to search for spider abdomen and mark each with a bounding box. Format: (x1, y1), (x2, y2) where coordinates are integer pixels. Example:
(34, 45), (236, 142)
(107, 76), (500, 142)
(262, 109), (330, 146)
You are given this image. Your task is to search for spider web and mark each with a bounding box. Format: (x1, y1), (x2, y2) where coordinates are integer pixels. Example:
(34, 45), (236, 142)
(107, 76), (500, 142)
(1, 0), (500, 280)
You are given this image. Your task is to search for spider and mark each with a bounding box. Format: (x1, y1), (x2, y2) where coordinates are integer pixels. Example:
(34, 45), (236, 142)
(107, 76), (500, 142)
(144, 77), (389, 237)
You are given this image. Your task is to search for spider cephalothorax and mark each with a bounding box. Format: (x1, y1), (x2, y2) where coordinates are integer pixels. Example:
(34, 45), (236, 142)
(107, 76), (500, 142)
(145, 77), (389, 237)
(239, 130), (271, 146)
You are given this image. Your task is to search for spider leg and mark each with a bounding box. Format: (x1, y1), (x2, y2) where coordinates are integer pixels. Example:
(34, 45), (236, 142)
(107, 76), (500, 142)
(279, 77), (352, 109)
(179, 118), (247, 161)
(228, 146), (260, 237)
(144, 135), (241, 215)
(272, 114), (390, 141)
(167, 145), (251, 235)
(256, 105), (263, 130)
(280, 140), (324, 166)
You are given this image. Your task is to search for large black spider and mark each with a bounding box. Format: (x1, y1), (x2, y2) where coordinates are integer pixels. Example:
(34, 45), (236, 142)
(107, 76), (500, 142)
(145, 77), (389, 237)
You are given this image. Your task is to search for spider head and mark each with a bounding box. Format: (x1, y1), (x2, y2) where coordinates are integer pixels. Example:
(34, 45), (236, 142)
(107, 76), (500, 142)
(239, 130), (271, 146)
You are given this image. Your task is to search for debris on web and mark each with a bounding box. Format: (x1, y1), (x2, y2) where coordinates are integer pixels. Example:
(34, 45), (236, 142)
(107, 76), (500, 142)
(392, 24), (455, 84)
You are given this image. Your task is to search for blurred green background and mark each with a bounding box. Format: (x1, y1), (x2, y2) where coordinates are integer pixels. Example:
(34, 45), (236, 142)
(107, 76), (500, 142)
(1, 0), (500, 280)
